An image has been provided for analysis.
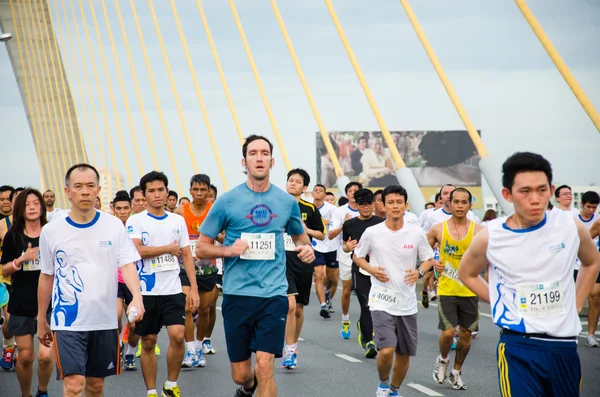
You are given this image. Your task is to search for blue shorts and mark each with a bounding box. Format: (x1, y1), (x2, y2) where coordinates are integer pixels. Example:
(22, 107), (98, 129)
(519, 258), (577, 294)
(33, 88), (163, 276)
(314, 250), (338, 268)
(497, 330), (581, 397)
(222, 294), (288, 363)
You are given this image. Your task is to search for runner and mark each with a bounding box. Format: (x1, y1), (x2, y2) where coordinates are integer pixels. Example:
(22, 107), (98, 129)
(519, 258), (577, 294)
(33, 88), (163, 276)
(458, 152), (600, 397)
(555, 185), (580, 216)
(328, 182), (362, 339)
(282, 168), (325, 370)
(178, 197), (190, 209)
(427, 187), (483, 390)
(0, 186), (16, 370)
(196, 135), (314, 397)
(353, 185), (435, 397)
(342, 189), (384, 359)
(37, 163), (144, 397)
(311, 184), (338, 318)
(130, 186), (148, 215)
(0, 188), (53, 397)
(166, 191), (178, 213)
(43, 190), (61, 222)
(174, 174), (217, 368)
(127, 171), (200, 397)
(204, 184), (221, 355)
(325, 192), (337, 206)
(574, 191), (600, 347)
(113, 193), (140, 371)
(94, 197), (101, 211)
(0, 185), (14, 220)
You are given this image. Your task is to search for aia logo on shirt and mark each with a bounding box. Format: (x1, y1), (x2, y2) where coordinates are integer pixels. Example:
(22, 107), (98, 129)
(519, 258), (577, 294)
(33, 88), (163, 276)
(403, 244), (414, 249)
(245, 204), (277, 227)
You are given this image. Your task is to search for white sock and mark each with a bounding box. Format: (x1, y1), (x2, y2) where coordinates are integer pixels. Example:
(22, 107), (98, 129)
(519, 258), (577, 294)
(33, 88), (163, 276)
(127, 344), (137, 356)
(451, 369), (460, 376)
(320, 302), (326, 308)
(342, 314), (350, 322)
(185, 341), (195, 354)
(147, 390), (157, 396)
(195, 339), (204, 352)
(439, 355), (448, 362)
(165, 380), (177, 389)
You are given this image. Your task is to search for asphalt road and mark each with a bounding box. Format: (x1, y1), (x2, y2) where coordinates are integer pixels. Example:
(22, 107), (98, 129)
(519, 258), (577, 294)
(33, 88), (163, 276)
(1, 288), (599, 396)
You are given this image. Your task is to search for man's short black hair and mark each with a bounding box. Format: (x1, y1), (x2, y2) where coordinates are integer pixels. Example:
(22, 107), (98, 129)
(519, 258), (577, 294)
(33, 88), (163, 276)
(287, 168), (311, 187)
(582, 191), (600, 206)
(450, 187), (473, 204)
(434, 192), (441, 202)
(554, 184), (571, 198)
(502, 152), (553, 192)
(382, 184), (408, 203)
(140, 171), (169, 194)
(64, 163), (100, 187)
(190, 174), (211, 189)
(0, 185), (15, 200)
(345, 182), (363, 194)
(314, 184), (326, 191)
(373, 189), (383, 198)
(129, 186), (142, 200)
(338, 196), (349, 206)
(113, 193), (131, 206)
(209, 184), (218, 196)
(179, 196), (190, 204)
(242, 135), (274, 159)
(425, 202), (435, 209)
(326, 192), (335, 198)
(168, 190), (178, 200)
(115, 190), (128, 197)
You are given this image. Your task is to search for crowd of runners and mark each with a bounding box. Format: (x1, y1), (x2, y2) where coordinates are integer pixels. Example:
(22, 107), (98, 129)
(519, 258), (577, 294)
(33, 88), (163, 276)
(0, 134), (599, 397)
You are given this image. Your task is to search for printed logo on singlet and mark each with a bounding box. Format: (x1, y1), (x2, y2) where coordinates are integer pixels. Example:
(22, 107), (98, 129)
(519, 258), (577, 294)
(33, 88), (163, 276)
(549, 242), (565, 254)
(127, 225), (134, 234)
(98, 240), (112, 248)
(245, 204), (277, 227)
(443, 241), (459, 258)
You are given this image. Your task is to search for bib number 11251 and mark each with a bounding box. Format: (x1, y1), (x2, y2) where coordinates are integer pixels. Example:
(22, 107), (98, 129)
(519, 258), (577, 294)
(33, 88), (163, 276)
(240, 233), (275, 260)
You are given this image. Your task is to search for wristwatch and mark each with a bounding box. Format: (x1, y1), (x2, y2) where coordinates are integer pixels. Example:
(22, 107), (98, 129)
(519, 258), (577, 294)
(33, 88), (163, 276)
(418, 269), (425, 279)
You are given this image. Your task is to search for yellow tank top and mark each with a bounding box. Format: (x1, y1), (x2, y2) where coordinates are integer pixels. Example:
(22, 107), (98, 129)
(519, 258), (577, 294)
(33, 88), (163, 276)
(438, 220), (475, 297)
(0, 217), (12, 285)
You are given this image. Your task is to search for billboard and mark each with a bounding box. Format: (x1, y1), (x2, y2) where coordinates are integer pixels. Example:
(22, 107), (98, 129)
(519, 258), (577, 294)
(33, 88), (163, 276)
(316, 130), (483, 209)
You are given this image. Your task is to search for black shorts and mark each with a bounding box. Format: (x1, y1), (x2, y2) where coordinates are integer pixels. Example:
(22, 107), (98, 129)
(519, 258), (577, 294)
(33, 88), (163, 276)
(117, 282), (133, 306)
(181, 272), (217, 293)
(134, 293), (186, 337)
(438, 295), (480, 331)
(574, 269), (600, 283)
(315, 250), (338, 269)
(216, 274), (223, 289)
(286, 267), (313, 306)
(53, 329), (120, 379)
(7, 313), (51, 336)
(180, 269), (191, 287)
(222, 294), (288, 363)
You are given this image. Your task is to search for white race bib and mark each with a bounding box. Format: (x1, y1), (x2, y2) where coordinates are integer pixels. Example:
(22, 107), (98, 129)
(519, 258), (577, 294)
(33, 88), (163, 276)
(517, 281), (565, 318)
(150, 254), (179, 273)
(443, 262), (463, 285)
(190, 239), (198, 258)
(240, 233), (275, 260)
(23, 258), (41, 272)
(284, 233), (295, 252)
(369, 285), (399, 311)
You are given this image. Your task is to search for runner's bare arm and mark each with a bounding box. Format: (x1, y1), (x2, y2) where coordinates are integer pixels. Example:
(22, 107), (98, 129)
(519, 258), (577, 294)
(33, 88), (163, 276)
(458, 227), (490, 303)
(590, 218), (600, 239)
(574, 220), (600, 313)
(473, 223), (484, 235)
(181, 246), (200, 309)
(121, 262), (145, 321)
(304, 225), (325, 241)
(426, 224), (440, 248)
(131, 238), (180, 258)
(37, 273), (54, 347)
(353, 253), (389, 283)
(196, 234), (247, 259)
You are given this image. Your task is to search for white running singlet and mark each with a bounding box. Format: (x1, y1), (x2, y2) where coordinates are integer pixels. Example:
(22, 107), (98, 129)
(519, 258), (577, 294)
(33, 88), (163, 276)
(313, 201), (337, 254)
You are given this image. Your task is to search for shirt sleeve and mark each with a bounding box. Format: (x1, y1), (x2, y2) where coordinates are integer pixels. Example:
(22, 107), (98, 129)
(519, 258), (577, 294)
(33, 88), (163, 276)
(353, 228), (371, 259)
(125, 216), (141, 240)
(309, 206), (326, 235)
(39, 228), (55, 276)
(178, 217), (190, 248)
(417, 230), (434, 261)
(286, 200), (305, 237)
(330, 208), (342, 230)
(199, 196), (227, 239)
(117, 223), (142, 268)
(0, 231), (18, 264)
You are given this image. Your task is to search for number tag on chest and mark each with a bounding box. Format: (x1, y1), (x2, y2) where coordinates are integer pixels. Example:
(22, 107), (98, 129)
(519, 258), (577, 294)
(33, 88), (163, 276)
(283, 233), (295, 252)
(368, 285), (399, 311)
(23, 258), (41, 272)
(190, 239), (198, 258)
(443, 262), (463, 285)
(516, 281), (565, 318)
(240, 233), (275, 260)
(150, 254), (179, 273)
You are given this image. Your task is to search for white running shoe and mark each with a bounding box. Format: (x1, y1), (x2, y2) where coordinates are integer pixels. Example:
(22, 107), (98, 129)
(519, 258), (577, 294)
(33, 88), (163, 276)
(376, 385), (390, 397)
(182, 350), (195, 368)
(195, 350), (207, 367)
(433, 356), (449, 384)
(585, 335), (600, 348)
(448, 370), (467, 390)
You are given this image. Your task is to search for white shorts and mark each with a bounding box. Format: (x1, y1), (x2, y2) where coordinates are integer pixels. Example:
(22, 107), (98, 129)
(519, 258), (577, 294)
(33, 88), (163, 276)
(339, 251), (353, 281)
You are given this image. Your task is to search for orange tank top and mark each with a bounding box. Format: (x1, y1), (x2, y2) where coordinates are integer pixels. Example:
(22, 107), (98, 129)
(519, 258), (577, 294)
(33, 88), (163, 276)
(183, 202), (212, 238)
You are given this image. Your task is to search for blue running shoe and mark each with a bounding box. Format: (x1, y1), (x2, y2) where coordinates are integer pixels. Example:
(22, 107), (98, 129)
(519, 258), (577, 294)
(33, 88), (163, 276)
(282, 349), (296, 370)
(341, 321), (351, 339)
(124, 354), (137, 371)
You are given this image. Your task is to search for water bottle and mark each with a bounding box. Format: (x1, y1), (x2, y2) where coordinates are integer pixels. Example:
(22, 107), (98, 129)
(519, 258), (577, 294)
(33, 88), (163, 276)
(433, 249), (440, 278)
(127, 306), (138, 323)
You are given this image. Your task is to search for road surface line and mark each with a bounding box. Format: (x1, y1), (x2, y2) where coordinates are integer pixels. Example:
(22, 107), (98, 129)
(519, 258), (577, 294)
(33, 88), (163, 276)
(407, 382), (444, 396)
(335, 353), (362, 363)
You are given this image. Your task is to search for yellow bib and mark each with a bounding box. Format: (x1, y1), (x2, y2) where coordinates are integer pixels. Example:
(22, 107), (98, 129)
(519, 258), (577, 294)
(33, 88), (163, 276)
(438, 220), (475, 297)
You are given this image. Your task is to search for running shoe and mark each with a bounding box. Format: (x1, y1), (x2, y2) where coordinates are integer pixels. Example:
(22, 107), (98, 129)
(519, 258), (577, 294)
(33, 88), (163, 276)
(365, 341), (377, 359)
(327, 300), (335, 313)
(202, 339), (216, 354)
(124, 354), (137, 371)
(135, 341), (142, 358)
(281, 349), (296, 370)
(195, 349), (207, 367)
(147, 394), (158, 397)
(36, 390), (49, 397)
(586, 335), (600, 348)
(448, 370), (467, 390)
(341, 321), (351, 339)
(182, 351), (196, 368)
(155, 344), (161, 356)
(433, 356), (449, 384)
(162, 383), (181, 397)
(389, 391), (399, 397)
(421, 291), (429, 308)
(376, 384), (390, 397)
(429, 291), (438, 302)
(1, 347), (15, 371)
(471, 331), (479, 339)
(234, 376), (258, 396)
(320, 306), (331, 319)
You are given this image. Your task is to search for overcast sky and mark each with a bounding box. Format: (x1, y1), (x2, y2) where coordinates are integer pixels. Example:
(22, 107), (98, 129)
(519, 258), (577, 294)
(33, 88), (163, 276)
(1, 0), (598, 196)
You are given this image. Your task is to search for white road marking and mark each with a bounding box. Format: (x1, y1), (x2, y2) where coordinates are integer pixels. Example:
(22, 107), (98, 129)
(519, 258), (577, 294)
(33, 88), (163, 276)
(407, 382), (444, 396)
(298, 337), (305, 341)
(335, 353), (362, 363)
(430, 303), (491, 318)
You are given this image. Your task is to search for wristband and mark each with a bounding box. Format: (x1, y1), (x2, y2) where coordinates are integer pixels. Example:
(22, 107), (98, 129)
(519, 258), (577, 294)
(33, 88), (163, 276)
(13, 259), (22, 271)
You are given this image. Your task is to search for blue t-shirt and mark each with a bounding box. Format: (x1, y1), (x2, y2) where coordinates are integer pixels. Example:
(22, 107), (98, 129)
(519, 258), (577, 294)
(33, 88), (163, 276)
(200, 183), (304, 298)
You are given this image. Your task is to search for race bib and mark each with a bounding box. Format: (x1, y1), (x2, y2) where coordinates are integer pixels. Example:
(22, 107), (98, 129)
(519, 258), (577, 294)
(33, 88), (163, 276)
(284, 233), (295, 252)
(443, 262), (463, 285)
(517, 281), (565, 318)
(369, 285), (399, 311)
(23, 258), (41, 272)
(150, 253), (179, 273)
(190, 239), (198, 258)
(240, 233), (275, 260)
